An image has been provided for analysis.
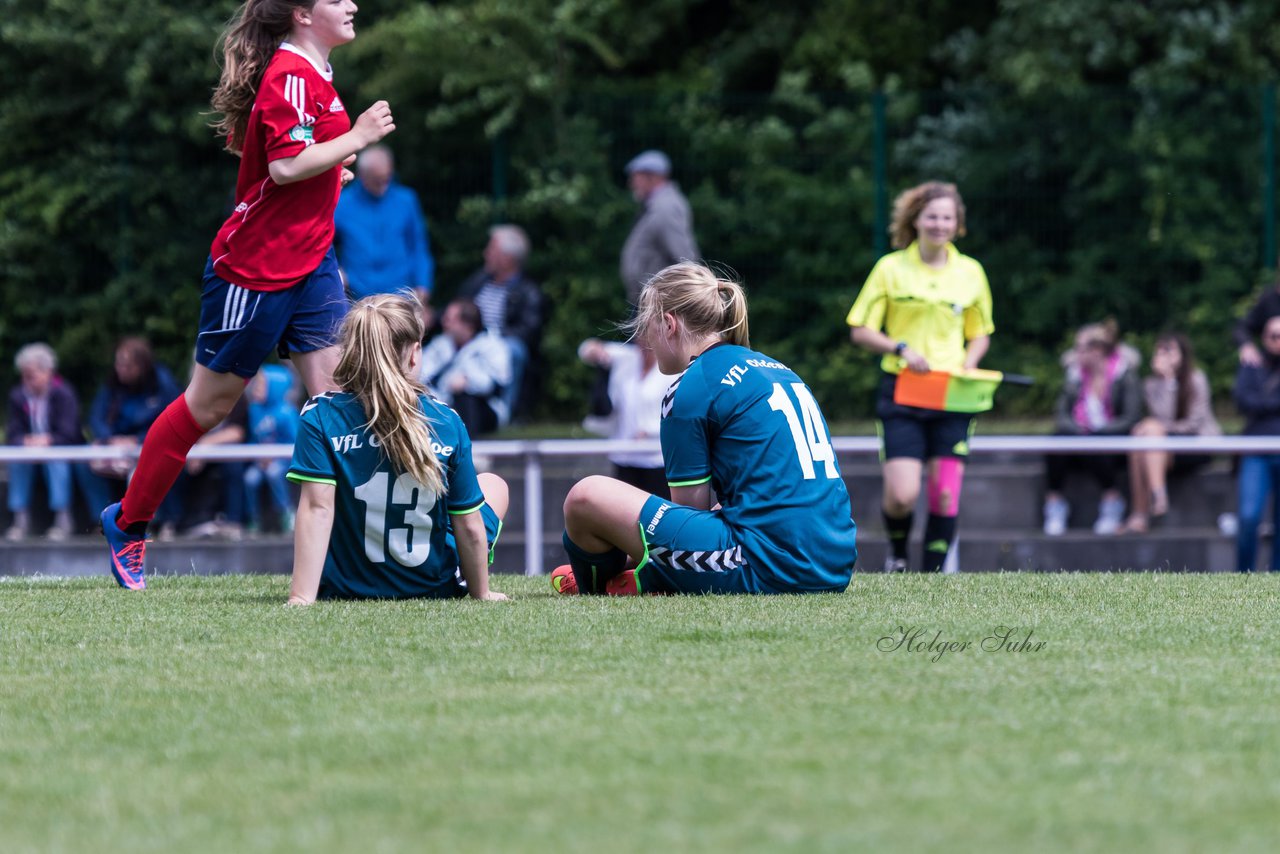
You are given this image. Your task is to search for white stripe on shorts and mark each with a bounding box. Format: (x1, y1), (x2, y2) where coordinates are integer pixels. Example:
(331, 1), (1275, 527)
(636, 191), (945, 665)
(221, 285), (252, 331)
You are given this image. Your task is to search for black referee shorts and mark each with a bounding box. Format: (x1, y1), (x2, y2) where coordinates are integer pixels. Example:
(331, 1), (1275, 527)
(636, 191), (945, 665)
(874, 372), (974, 462)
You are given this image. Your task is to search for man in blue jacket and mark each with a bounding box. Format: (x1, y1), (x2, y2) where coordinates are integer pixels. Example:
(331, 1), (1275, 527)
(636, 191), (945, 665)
(334, 145), (435, 303)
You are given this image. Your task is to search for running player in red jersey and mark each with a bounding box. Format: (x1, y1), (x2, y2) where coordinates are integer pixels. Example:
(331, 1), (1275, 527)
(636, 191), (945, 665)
(101, 0), (394, 589)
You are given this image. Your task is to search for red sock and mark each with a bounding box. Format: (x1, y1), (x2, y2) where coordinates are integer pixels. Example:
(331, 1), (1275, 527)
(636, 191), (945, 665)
(118, 396), (208, 528)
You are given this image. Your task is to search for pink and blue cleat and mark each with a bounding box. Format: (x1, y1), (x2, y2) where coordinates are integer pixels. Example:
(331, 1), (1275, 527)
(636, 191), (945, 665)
(100, 502), (147, 590)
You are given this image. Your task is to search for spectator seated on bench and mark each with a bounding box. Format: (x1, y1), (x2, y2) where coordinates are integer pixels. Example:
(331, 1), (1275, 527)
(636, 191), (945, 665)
(1121, 331), (1220, 533)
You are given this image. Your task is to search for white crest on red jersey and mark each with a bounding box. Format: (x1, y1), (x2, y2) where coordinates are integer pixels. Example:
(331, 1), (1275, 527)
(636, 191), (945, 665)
(329, 97), (344, 113)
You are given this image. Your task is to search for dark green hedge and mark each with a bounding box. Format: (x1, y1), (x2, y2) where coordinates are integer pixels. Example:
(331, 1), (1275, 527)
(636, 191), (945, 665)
(3, 1), (1279, 420)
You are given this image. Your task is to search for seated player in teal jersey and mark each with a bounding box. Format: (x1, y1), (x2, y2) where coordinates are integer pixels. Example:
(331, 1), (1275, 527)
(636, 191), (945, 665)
(286, 295), (508, 603)
(553, 262), (858, 595)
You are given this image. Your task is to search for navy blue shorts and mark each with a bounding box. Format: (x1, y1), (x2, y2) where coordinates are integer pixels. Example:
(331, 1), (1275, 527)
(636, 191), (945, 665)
(195, 249), (347, 379)
(635, 494), (762, 594)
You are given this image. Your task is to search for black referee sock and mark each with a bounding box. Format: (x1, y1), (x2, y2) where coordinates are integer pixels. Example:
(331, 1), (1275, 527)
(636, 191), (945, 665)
(923, 514), (957, 573)
(562, 532), (629, 595)
(883, 510), (912, 562)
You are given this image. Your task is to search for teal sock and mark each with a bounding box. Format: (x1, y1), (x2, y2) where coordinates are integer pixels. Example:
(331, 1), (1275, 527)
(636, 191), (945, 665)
(562, 532), (629, 595)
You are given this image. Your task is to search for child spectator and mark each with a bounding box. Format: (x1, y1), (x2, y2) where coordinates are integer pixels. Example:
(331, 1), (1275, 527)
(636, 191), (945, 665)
(1121, 332), (1221, 533)
(1042, 320), (1144, 536)
(244, 364), (300, 534)
(420, 298), (512, 437)
(6, 343), (81, 541)
(456, 225), (546, 421)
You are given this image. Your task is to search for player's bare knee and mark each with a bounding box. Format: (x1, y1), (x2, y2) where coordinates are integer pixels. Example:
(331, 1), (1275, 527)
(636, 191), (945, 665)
(189, 393), (240, 430)
(883, 480), (918, 515)
(563, 475), (608, 521)
(477, 473), (509, 519)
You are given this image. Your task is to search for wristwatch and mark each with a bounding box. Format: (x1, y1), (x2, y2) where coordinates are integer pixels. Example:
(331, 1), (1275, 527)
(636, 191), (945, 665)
(893, 341), (909, 356)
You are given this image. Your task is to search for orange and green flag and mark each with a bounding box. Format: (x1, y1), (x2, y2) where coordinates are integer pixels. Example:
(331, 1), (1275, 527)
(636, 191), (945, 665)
(893, 369), (1033, 414)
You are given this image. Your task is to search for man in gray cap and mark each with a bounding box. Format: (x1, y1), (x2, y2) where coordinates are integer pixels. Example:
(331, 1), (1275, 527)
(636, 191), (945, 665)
(620, 149), (700, 306)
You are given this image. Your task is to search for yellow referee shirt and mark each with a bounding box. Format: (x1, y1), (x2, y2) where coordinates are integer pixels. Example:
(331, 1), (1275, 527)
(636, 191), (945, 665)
(846, 241), (995, 373)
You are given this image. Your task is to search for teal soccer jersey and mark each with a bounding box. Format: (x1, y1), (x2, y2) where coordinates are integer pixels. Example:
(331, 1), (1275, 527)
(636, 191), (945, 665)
(287, 391), (489, 599)
(660, 344), (858, 590)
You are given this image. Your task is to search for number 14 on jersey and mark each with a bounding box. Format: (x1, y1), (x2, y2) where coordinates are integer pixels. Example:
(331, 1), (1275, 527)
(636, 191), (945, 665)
(768, 382), (838, 480)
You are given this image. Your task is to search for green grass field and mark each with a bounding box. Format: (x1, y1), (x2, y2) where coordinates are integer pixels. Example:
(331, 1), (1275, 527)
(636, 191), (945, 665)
(2, 573), (1278, 853)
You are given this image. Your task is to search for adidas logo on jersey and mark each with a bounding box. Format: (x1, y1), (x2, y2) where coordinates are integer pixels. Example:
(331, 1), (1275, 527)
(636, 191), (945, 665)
(329, 96), (344, 113)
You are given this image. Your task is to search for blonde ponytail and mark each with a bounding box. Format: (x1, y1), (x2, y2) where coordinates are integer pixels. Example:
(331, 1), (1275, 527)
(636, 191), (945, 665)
(626, 262), (750, 349)
(334, 295), (445, 498)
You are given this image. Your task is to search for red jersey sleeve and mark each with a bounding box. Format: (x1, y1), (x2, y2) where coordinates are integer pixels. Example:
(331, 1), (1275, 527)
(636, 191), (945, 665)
(258, 66), (319, 163)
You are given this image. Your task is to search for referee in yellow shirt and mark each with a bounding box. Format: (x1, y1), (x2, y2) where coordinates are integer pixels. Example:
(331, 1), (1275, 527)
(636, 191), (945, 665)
(847, 182), (994, 572)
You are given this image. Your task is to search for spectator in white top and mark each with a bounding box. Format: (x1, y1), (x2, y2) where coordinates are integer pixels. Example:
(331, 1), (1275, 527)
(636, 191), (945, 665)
(579, 338), (670, 499)
(421, 298), (512, 436)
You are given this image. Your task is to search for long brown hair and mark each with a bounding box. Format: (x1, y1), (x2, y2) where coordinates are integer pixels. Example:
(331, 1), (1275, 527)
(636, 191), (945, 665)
(210, 0), (316, 152)
(1156, 331), (1197, 421)
(626, 262), (750, 350)
(334, 295), (445, 498)
(889, 181), (967, 250)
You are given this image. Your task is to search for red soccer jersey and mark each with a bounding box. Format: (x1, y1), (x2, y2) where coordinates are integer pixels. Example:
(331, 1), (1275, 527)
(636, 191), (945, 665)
(210, 44), (351, 291)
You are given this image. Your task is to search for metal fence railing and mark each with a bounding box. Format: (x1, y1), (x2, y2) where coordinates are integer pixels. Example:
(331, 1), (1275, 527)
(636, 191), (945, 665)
(1, 436), (1273, 575)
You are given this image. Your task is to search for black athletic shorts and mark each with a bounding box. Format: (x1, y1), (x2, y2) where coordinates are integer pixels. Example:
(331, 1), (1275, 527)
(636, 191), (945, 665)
(874, 371), (974, 461)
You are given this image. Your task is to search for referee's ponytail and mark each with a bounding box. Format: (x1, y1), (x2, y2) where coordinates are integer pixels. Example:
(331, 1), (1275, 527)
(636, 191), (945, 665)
(627, 262), (750, 350)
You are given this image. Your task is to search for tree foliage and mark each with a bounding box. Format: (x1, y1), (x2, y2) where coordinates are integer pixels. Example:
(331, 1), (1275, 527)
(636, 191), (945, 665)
(0, 0), (238, 392)
(3, 0), (1279, 418)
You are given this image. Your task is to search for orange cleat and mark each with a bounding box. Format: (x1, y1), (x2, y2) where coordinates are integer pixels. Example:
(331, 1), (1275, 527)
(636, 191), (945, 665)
(550, 564), (578, 595)
(550, 565), (639, 596)
(604, 569), (639, 596)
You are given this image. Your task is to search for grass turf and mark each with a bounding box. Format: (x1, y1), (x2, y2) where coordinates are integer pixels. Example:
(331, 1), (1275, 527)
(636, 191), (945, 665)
(1, 573), (1277, 853)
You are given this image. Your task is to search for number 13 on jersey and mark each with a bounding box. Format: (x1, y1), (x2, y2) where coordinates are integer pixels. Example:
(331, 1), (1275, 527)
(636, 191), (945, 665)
(768, 382), (838, 480)
(354, 471), (437, 566)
